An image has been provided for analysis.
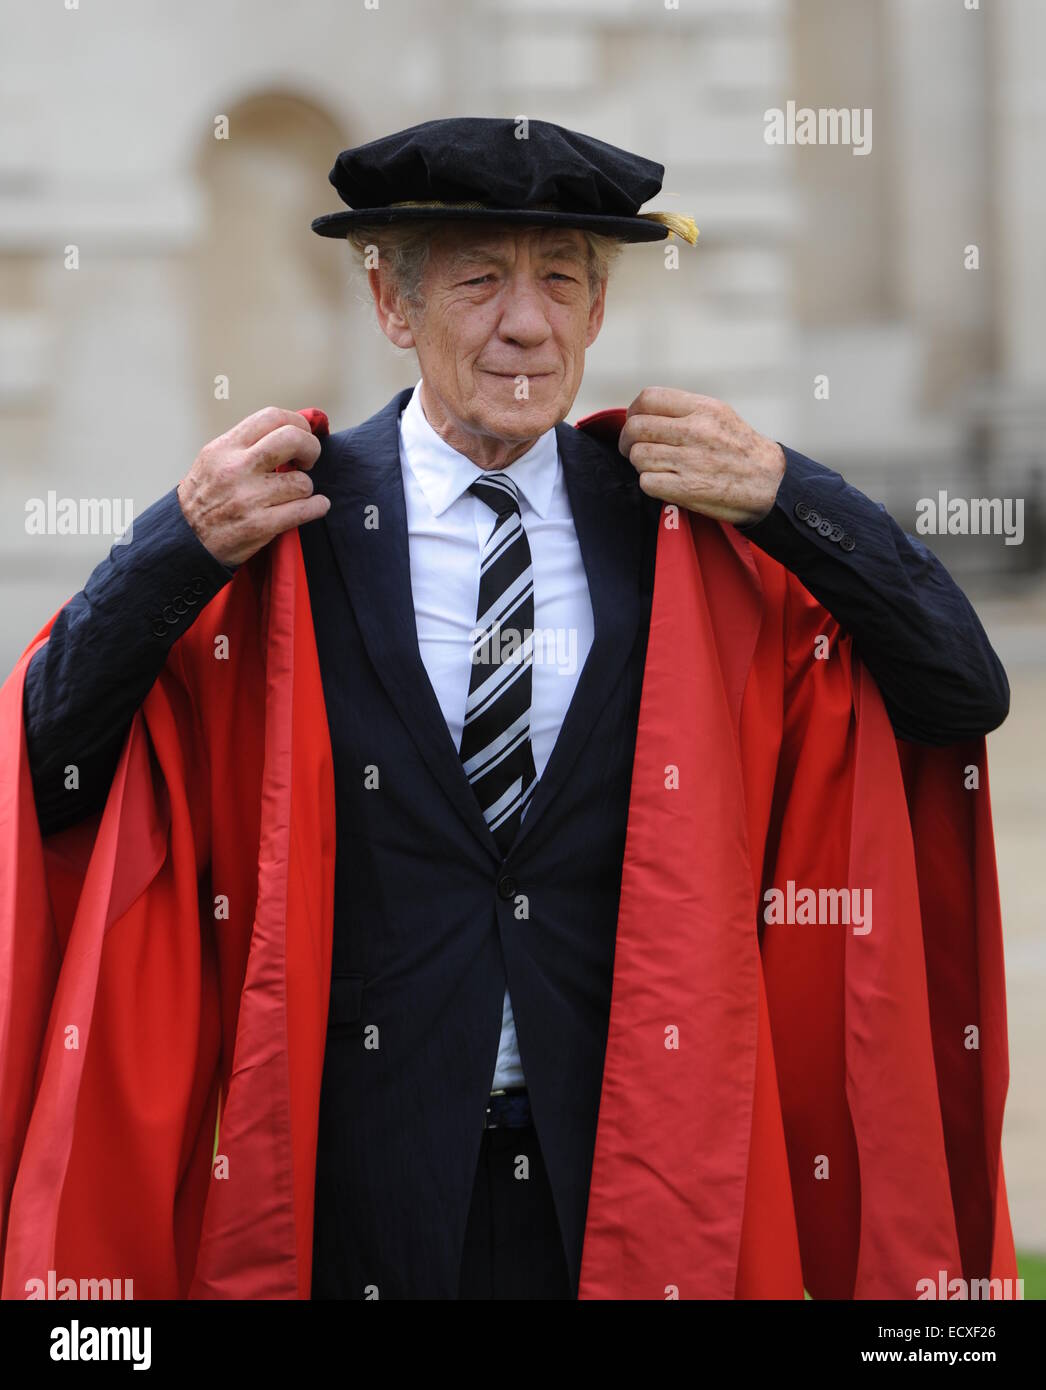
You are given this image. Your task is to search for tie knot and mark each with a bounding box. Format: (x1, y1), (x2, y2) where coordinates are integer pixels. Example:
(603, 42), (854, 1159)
(469, 474), (521, 519)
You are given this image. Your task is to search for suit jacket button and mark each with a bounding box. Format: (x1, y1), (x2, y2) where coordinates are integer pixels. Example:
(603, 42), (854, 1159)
(497, 875), (518, 901)
(794, 501), (810, 521)
(151, 618), (168, 637)
(817, 518), (833, 537)
(840, 534), (856, 552)
(829, 523), (845, 543)
(162, 604), (177, 624)
(805, 509), (821, 528)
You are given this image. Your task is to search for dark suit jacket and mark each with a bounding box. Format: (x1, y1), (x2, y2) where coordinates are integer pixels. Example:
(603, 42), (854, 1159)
(20, 387), (1010, 1296)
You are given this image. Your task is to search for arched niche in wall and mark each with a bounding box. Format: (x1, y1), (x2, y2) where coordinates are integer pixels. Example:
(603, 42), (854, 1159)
(192, 91), (353, 444)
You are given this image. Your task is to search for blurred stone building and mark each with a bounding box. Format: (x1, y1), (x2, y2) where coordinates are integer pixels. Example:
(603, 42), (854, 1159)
(2, 0), (1044, 666)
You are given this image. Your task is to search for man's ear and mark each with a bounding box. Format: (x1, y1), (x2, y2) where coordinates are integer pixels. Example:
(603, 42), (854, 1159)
(368, 266), (416, 349)
(585, 276), (608, 349)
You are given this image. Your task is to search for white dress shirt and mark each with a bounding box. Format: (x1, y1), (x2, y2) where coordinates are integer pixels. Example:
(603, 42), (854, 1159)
(397, 380), (594, 1089)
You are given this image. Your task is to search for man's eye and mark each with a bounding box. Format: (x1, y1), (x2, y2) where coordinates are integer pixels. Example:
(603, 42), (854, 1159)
(547, 272), (576, 282)
(463, 275), (494, 286)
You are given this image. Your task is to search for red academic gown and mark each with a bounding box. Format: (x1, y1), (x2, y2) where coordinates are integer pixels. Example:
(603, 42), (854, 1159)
(0, 408), (1016, 1300)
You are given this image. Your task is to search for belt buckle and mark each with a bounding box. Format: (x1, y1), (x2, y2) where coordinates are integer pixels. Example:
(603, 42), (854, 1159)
(486, 1087), (508, 1129)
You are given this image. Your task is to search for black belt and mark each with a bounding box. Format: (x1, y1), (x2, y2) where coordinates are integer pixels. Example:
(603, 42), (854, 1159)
(484, 1087), (531, 1129)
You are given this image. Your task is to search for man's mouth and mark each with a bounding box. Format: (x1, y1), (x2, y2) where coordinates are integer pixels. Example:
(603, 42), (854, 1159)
(480, 369), (556, 381)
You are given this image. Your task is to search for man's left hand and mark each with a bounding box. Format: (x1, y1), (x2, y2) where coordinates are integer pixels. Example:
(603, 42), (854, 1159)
(618, 387), (786, 526)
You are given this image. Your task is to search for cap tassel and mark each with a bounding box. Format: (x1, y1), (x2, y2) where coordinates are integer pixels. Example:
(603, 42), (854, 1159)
(636, 211), (699, 244)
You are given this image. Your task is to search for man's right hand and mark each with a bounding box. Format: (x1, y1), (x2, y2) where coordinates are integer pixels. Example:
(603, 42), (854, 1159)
(176, 407), (330, 568)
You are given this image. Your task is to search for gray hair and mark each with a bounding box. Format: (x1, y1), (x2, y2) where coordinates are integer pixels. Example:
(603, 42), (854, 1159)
(344, 221), (622, 309)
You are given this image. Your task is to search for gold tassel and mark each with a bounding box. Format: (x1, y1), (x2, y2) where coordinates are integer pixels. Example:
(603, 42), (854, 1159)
(636, 211), (700, 244)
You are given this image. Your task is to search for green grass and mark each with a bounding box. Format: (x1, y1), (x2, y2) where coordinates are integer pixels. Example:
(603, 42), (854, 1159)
(1017, 1250), (1046, 1299)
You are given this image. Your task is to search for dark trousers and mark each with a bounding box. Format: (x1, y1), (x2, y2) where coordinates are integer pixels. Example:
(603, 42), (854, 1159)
(457, 1121), (572, 1299)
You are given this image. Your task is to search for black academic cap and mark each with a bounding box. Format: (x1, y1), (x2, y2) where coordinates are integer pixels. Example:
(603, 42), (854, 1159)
(310, 116), (697, 246)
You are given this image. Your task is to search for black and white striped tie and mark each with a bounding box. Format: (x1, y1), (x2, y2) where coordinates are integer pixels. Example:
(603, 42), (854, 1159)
(459, 473), (538, 854)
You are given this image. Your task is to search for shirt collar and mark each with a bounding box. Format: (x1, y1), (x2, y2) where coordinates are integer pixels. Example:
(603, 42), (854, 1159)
(399, 379), (559, 519)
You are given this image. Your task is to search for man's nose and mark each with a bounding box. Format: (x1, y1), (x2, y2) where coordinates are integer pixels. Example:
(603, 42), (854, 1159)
(496, 277), (553, 345)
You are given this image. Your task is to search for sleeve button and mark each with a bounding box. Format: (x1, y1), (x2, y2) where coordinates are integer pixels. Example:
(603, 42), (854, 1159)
(805, 509), (821, 528)
(794, 501), (810, 521)
(829, 523), (845, 543)
(151, 618), (168, 637)
(817, 518), (833, 537)
(840, 534), (856, 552)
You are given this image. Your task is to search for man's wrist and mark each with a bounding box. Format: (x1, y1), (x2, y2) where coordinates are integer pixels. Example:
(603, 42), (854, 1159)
(735, 442), (789, 534)
(99, 487), (236, 643)
(733, 444), (864, 562)
(172, 484), (239, 580)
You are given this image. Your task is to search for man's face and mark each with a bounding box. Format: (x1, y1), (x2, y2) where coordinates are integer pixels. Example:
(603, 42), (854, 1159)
(372, 224), (607, 449)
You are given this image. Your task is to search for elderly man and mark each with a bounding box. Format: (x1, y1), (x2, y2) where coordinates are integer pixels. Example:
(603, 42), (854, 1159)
(5, 118), (1013, 1301)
